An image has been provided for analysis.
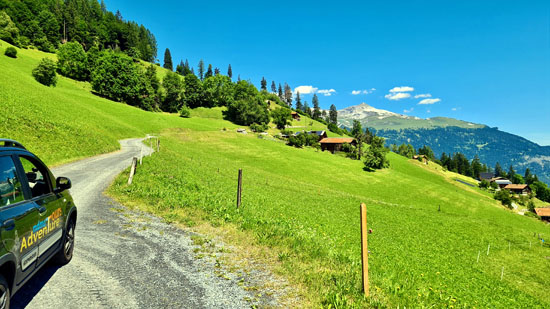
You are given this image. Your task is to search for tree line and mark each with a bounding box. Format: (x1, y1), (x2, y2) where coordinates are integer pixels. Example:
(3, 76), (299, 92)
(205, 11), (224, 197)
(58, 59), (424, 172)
(0, 0), (157, 61)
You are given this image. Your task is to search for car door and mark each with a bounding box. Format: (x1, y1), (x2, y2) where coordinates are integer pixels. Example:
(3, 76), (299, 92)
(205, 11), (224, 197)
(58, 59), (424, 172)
(0, 154), (41, 283)
(17, 155), (65, 267)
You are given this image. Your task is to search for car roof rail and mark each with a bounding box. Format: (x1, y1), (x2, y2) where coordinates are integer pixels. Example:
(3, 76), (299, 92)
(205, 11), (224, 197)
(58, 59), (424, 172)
(0, 139), (26, 150)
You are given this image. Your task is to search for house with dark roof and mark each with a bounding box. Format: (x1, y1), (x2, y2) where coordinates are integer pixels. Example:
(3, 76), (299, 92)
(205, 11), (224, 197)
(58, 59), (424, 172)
(295, 130), (328, 140)
(479, 172), (495, 181)
(490, 177), (512, 189)
(504, 184), (531, 195)
(320, 137), (356, 153)
(291, 111), (301, 121)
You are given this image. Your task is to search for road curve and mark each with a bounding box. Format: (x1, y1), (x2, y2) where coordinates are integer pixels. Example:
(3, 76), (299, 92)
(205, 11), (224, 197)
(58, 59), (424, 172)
(12, 138), (276, 308)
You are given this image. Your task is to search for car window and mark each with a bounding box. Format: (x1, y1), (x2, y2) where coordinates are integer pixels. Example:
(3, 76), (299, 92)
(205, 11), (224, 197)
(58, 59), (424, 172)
(20, 156), (52, 198)
(0, 156), (24, 206)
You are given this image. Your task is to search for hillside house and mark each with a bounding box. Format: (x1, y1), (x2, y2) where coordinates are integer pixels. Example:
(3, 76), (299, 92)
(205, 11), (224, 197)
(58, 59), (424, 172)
(503, 184), (531, 195)
(412, 155), (428, 164)
(534, 208), (550, 221)
(479, 172), (495, 181)
(295, 130), (328, 140)
(320, 137), (356, 153)
(291, 112), (301, 121)
(490, 177), (512, 189)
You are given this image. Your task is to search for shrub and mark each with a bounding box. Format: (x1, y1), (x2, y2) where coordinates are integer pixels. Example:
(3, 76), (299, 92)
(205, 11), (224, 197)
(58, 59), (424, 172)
(271, 107), (292, 130)
(524, 211), (540, 219)
(4, 46), (17, 58)
(250, 122), (268, 132)
(479, 179), (489, 189)
(494, 189), (513, 209)
(32, 58), (57, 86)
(57, 42), (89, 80)
(179, 106), (191, 118)
(226, 97), (269, 126)
(527, 200), (536, 213)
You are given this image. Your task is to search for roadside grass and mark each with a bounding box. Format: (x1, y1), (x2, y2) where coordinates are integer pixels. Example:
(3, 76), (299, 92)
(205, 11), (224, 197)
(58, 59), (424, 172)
(109, 127), (550, 308)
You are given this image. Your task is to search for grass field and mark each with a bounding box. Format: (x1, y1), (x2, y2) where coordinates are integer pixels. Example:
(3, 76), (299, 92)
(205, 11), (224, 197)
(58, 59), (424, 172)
(3, 40), (550, 308)
(110, 128), (550, 307)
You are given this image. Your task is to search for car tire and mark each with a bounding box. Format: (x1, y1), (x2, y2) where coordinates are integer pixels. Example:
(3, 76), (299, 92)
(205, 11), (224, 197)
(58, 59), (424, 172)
(54, 218), (75, 265)
(0, 274), (10, 309)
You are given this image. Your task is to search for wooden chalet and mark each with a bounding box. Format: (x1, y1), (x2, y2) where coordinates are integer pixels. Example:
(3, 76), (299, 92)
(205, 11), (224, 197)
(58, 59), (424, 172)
(490, 177), (512, 189)
(319, 137), (356, 153)
(534, 208), (550, 221)
(295, 130), (328, 140)
(291, 111), (301, 121)
(503, 184), (531, 195)
(479, 172), (495, 181)
(412, 155), (428, 163)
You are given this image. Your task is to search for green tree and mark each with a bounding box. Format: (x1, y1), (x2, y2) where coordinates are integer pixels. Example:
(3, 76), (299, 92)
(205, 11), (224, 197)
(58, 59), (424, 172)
(312, 94), (321, 120)
(511, 174), (524, 185)
(183, 73), (205, 108)
(471, 155), (482, 179)
(295, 91), (302, 111)
(329, 104), (338, 125)
(271, 107), (292, 129)
(214, 67), (220, 76)
(271, 81), (276, 93)
(284, 83), (292, 107)
(227, 64), (232, 79)
(198, 59), (205, 80)
(144, 64), (161, 109)
(163, 48), (173, 71)
(32, 58), (57, 87)
(494, 162), (504, 177)
(494, 189), (512, 209)
(524, 168), (534, 185)
(261, 77), (267, 90)
(161, 72), (184, 112)
(363, 136), (389, 171)
(507, 165), (516, 180)
(56, 42), (88, 81)
(205, 64), (213, 79)
(278, 83), (283, 100)
(203, 75), (235, 107)
(4, 46), (16, 58)
(226, 96), (269, 126)
(234, 80), (259, 101)
(0, 10), (20, 46)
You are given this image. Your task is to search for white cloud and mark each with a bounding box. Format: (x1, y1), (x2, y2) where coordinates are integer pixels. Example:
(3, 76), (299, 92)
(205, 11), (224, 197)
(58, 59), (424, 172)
(418, 98), (441, 105)
(451, 107), (457, 111)
(385, 92), (411, 100)
(389, 86), (414, 93)
(414, 93), (432, 98)
(426, 109), (431, 113)
(294, 85), (318, 95)
(403, 108), (414, 113)
(318, 89), (336, 96)
(351, 89), (375, 95)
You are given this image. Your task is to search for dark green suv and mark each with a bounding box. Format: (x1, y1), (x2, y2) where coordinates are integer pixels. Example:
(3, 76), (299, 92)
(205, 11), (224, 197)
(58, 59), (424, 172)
(0, 139), (77, 308)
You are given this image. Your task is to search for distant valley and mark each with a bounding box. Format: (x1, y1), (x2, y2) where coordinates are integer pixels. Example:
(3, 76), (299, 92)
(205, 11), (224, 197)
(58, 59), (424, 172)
(339, 103), (550, 184)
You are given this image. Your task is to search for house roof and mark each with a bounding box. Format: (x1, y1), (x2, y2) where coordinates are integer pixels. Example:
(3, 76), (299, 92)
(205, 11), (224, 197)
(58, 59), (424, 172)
(480, 172), (494, 179)
(291, 111), (299, 116)
(534, 208), (550, 217)
(493, 179), (512, 185)
(320, 138), (355, 144)
(504, 184), (529, 190)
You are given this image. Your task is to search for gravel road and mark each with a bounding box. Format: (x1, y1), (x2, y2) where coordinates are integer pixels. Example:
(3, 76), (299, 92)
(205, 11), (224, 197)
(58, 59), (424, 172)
(12, 138), (282, 308)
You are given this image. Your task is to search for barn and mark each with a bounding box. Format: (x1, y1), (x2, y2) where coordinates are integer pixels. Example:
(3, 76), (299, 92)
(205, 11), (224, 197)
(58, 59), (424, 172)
(319, 138), (356, 153)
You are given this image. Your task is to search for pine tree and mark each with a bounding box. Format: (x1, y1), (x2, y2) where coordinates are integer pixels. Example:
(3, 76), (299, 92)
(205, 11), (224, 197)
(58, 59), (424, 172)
(100, 0), (107, 13)
(312, 94), (321, 119)
(163, 48), (173, 71)
(176, 60), (184, 75)
(295, 91), (302, 111)
(303, 101), (311, 117)
(524, 168), (533, 184)
(227, 64), (232, 79)
(278, 84), (283, 100)
(198, 59), (205, 80)
(183, 59), (192, 75)
(329, 104), (338, 125)
(214, 67), (220, 76)
(284, 83), (292, 107)
(205, 64), (213, 79)
(507, 165), (516, 179)
(261, 77), (267, 90)
(494, 162), (504, 177)
(271, 81), (276, 93)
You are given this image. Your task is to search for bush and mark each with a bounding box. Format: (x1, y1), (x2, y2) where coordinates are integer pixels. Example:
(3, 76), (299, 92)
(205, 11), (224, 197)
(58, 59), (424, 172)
(226, 96), (269, 126)
(524, 211), (540, 219)
(250, 122), (268, 132)
(32, 58), (57, 86)
(363, 136), (389, 171)
(4, 46), (17, 58)
(179, 106), (191, 118)
(527, 200), (536, 213)
(271, 107), (292, 130)
(57, 42), (89, 81)
(494, 189), (513, 209)
(479, 179), (489, 189)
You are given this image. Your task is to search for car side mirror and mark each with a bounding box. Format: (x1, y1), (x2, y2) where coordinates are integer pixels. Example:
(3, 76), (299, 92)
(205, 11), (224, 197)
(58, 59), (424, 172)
(55, 177), (72, 192)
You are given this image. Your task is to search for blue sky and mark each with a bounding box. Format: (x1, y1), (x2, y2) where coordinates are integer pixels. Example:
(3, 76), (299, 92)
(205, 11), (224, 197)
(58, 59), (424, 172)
(105, 0), (550, 145)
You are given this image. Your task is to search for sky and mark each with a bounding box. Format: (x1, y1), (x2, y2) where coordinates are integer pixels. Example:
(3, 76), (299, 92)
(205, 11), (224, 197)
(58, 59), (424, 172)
(105, 0), (550, 145)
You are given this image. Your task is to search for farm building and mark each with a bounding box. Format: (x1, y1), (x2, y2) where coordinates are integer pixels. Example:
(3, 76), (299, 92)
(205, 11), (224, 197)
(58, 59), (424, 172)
(534, 208), (550, 221)
(320, 137), (356, 153)
(412, 155), (428, 163)
(503, 184), (531, 195)
(490, 177), (512, 189)
(295, 130), (328, 140)
(479, 172), (495, 181)
(291, 112), (301, 121)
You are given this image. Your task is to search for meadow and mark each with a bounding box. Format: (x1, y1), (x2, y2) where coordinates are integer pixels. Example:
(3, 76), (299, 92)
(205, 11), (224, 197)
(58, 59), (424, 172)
(110, 127), (550, 307)
(2, 40), (549, 307)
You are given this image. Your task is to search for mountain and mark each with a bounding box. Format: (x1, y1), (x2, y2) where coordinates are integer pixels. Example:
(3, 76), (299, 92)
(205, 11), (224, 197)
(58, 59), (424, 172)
(339, 103), (550, 184)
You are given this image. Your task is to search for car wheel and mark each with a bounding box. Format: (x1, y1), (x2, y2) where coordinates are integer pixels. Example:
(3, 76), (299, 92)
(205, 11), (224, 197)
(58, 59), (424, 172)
(54, 218), (75, 265)
(0, 274), (10, 309)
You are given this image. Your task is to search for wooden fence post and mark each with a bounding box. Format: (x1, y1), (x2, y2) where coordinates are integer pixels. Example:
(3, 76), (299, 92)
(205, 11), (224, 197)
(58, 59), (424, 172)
(157, 138), (160, 153)
(360, 203), (369, 297)
(139, 145), (143, 165)
(237, 169), (243, 208)
(128, 157), (137, 185)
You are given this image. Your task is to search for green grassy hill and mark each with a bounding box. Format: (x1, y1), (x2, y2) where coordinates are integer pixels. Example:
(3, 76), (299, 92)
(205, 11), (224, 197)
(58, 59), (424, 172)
(2, 41), (549, 308)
